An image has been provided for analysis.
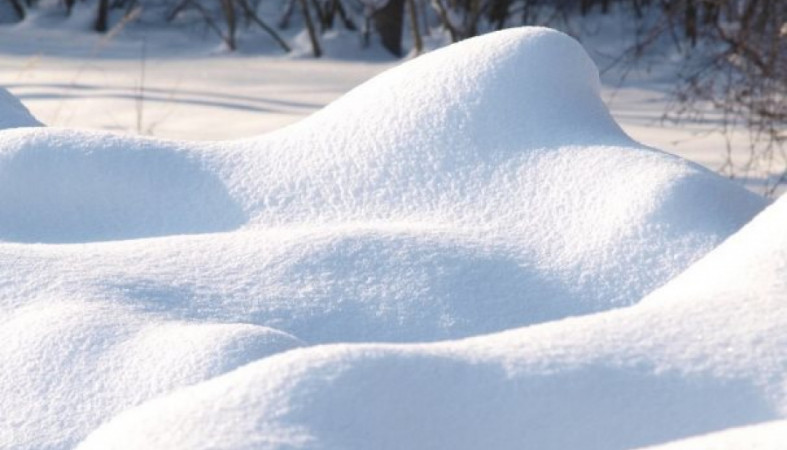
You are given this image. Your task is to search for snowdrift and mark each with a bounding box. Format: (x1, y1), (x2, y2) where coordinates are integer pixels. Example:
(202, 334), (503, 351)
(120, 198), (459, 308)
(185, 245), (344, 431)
(78, 192), (787, 450)
(0, 87), (41, 129)
(0, 129), (245, 242)
(0, 27), (779, 449)
(638, 420), (787, 449)
(0, 300), (301, 449)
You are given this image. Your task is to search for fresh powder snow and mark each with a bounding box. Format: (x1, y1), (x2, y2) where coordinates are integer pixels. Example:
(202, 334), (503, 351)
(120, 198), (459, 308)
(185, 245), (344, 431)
(0, 87), (41, 130)
(76, 183), (787, 450)
(637, 420), (787, 449)
(0, 27), (781, 449)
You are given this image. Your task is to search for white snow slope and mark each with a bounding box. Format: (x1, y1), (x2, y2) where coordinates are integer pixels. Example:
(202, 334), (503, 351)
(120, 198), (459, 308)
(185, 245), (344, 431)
(638, 420), (787, 449)
(0, 86), (41, 130)
(0, 27), (779, 449)
(78, 193), (787, 449)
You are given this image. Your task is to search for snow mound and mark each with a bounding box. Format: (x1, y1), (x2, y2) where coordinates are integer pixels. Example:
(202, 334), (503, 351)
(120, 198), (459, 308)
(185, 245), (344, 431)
(0, 27), (765, 311)
(637, 420), (787, 449)
(0, 129), (245, 243)
(0, 86), (41, 129)
(78, 194), (787, 449)
(0, 299), (302, 449)
(0, 27), (775, 448)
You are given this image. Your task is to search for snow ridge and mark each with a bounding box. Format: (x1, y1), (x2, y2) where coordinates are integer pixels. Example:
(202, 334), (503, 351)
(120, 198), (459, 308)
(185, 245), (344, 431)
(0, 86), (41, 130)
(78, 194), (787, 450)
(0, 27), (778, 449)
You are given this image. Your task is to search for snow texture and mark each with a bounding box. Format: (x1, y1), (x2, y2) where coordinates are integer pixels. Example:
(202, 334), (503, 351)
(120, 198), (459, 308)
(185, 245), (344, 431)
(0, 27), (778, 449)
(78, 193), (787, 450)
(0, 86), (41, 129)
(637, 420), (787, 449)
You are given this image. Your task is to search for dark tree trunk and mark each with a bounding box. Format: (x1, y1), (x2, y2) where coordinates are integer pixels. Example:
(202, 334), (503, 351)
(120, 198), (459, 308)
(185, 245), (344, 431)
(335, 0), (356, 30)
(309, 0), (327, 31)
(631, 0), (643, 19)
(685, 0), (698, 46)
(406, 0), (422, 54)
(465, 0), (481, 37)
(8, 0), (25, 19)
(489, 0), (510, 29)
(236, 0), (292, 52)
(95, 0), (110, 32)
(320, 0), (355, 31)
(702, 0), (718, 25)
(373, 0), (405, 56)
(277, 0), (296, 28)
(580, 0), (592, 15)
(221, 0), (237, 50)
(298, 0), (322, 57)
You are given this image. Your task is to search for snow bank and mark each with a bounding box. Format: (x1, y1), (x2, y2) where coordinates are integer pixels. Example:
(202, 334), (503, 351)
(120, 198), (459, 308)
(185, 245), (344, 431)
(78, 194), (787, 450)
(0, 298), (302, 449)
(0, 27), (765, 325)
(0, 129), (245, 243)
(0, 86), (41, 129)
(0, 27), (775, 449)
(637, 420), (787, 449)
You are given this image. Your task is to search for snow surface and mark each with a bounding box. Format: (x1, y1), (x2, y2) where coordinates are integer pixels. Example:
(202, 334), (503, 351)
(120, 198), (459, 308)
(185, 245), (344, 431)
(77, 188), (787, 450)
(3, 20), (783, 197)
(0, 27), (780, 448)
(638, 420), (787, 449)
(0, 87), (41, 129)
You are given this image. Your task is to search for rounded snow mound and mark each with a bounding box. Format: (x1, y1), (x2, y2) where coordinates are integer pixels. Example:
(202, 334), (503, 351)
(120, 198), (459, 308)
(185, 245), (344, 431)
(0, 28), (763, 249)
(0, 129), (245, 243)
(304, 26), (624, 151)
(77, 195), (787, 450)
(0, 27), (765, 321)
(0, 27), (767, 326)
(636, 420), (787, 449)
(0, 86), (41, 130)
(0, 27), (777, 449)
(224, 27), (638, 229)
(0, 299), (303, 450)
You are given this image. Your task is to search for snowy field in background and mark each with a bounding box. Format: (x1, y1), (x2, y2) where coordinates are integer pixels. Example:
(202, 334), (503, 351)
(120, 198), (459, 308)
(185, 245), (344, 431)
(2, 23), (786, 450)
(2, 13), (784, 196)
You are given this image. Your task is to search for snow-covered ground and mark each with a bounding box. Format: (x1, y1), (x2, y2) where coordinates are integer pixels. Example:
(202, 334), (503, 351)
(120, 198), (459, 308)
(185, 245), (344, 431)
(1, 23), (786, 450)
(3, 17), (784, 197)
(1, 24), (391, 139)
